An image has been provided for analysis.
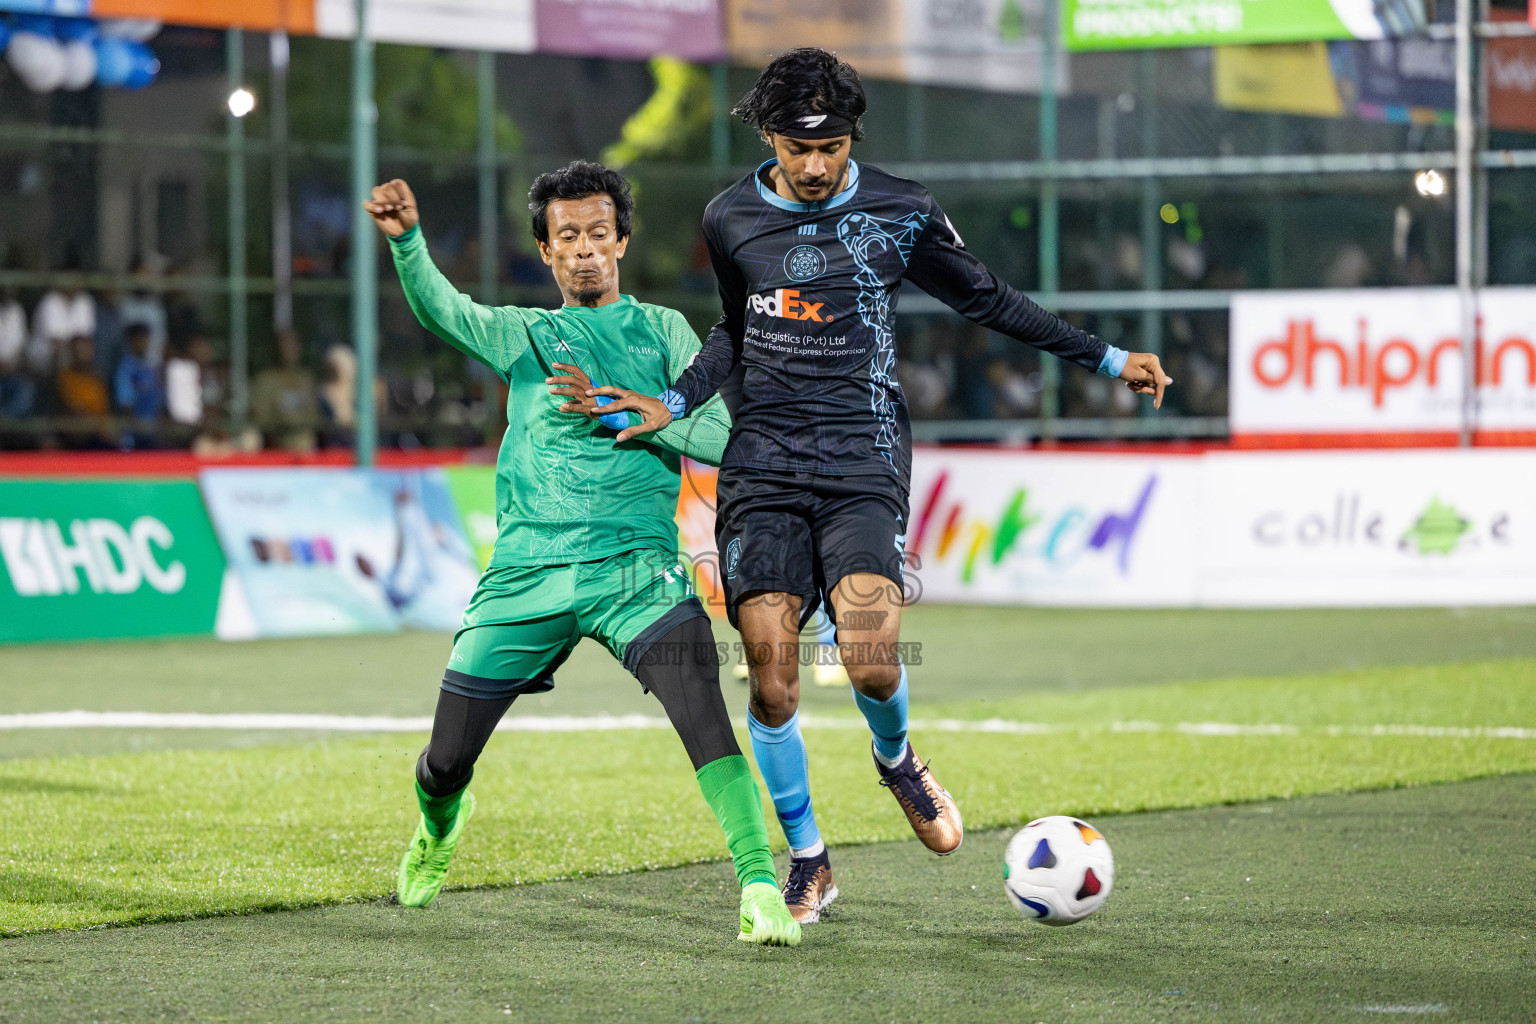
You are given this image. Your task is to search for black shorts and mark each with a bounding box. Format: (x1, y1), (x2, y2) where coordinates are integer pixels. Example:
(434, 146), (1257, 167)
(714, 468), (910, 630)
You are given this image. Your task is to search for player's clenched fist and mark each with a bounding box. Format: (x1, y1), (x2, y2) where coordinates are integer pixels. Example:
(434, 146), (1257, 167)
(363, 178), (420, 238)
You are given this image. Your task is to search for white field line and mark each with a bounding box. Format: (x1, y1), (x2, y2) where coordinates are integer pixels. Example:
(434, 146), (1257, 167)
(0, 711), (1532, 741)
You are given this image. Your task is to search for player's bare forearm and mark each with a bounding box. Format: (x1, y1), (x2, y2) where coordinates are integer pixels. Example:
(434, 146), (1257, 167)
(1118, 352), (1174, 409)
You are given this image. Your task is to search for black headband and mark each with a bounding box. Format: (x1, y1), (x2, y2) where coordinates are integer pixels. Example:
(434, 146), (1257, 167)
(771, 111), (857, 140)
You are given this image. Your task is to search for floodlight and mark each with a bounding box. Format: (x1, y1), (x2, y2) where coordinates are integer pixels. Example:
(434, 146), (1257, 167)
(228, 88), (256, 118)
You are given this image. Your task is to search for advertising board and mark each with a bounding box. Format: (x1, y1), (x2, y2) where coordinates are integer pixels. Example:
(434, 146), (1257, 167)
(1230, 288), (1536, 441)
(1199, 449), (1536, 606)
(535, 0), (723, 60)
(0, 479), (225, 642)
(1065, 0), (1430, 51)
(657, 448), (1536, 609)
(905, 450), (1201, 606)
(200, 468), (480, 637)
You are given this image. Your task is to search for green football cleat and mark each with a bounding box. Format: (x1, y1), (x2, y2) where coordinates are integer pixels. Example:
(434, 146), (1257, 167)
(737, 879), (802, 946)
(396, 791), (476, 907)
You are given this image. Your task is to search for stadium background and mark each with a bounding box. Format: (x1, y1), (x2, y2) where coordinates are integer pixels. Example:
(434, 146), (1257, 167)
(1, 2), (1534, 1022)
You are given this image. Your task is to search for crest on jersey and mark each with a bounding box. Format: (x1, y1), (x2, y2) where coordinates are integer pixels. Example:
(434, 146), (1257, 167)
(724, 537), (743, 580)
(784, 244), (826, 282)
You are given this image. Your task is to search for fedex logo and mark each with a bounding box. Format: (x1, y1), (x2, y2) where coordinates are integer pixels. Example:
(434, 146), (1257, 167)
(748, 288), (825, 322)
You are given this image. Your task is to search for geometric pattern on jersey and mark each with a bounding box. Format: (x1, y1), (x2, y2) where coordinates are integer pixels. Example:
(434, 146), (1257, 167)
(835, 209), (926, 469)
(528, 334), (595, 563)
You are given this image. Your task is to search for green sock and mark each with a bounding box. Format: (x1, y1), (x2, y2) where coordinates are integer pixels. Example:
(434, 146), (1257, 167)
(695, 754), (778, 889)
(415, 779), (465, 840)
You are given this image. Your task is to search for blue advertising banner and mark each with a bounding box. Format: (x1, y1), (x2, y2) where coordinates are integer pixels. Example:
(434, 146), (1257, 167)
(199, 468), (480, 637)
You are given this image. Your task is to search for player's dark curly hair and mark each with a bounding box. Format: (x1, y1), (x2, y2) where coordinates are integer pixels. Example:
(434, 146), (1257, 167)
(527, 160), (634, 244)
(733, 47), (867, 142)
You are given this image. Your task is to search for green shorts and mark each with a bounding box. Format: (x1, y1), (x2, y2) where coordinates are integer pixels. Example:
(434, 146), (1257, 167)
(441, 549), (707, 700)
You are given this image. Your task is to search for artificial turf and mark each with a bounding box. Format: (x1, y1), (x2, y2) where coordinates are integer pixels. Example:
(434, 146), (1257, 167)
(1, 658), (1532, 935)
(5, 603), (1536, 759)
(1, 774), (1531, 1024)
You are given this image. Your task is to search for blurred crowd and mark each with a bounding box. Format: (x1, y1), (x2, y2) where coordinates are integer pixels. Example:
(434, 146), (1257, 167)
(0, 273), (507, 454)
(0, 278), (364, 454)
(0, 274), (228, 450)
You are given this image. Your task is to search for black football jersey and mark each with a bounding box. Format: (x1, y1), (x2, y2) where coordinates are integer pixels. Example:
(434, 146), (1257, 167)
(670, 160), (1111, 484)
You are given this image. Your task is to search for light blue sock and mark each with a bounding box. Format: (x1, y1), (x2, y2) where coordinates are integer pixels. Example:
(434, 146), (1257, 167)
(745, 709), (822, 851)
(853, 664), (909, 764)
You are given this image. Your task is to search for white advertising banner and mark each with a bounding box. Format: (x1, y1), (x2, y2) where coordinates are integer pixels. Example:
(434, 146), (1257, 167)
(1230, 287), (1536, 438)
(317, 0), (536, 52)
(1198, 449), (1536, 606)
(904, 450), (1201, 607)
(885, 447), (1536, 608)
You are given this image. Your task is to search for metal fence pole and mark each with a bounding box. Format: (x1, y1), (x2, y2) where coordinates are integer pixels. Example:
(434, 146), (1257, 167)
(477, 50), (497, 304)
(907, 80), (925, 162)
(1137, 50), (1162, 419)
(710, 63), (730, 172)
(270, 29), (292, 335)
(226, 28), (249, 433)
(351, 0), (378, 466)
(1038, 0), (1061, 434)
(1455, 0), (1476, 447)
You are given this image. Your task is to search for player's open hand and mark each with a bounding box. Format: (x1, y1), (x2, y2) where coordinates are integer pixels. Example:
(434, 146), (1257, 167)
(584, 387), (672, 442)
(547, 362), (599, 417)
(363, 179), (419, 238)
(1118, 352), (1174, 409)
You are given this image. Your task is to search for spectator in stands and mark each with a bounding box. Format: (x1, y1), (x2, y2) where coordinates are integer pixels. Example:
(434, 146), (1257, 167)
(119, 258), (169, 366)
(164, 282), (206, 357)
(56, 335), (110, 417)
(0, 286), (35, 418)
(319, 342), (359, 429)
(252, 329), (320, 452)
(897, 356), (950, 419)
(164, 335), (205, 427)
(94, 288), (128, 380)
(953, 326), (995, 419)
(113, 324), (165, 420)
(28, 282), (95, 377)
(987, 357), (1041, 418)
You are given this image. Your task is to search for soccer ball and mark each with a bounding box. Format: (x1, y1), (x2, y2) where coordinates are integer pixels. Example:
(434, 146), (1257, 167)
(1003, 815), (1114, 925)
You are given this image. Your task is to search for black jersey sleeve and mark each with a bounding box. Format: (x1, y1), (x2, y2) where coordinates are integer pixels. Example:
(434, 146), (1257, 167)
(669, 208), (747, 415)
(904, 195), (1108, 374)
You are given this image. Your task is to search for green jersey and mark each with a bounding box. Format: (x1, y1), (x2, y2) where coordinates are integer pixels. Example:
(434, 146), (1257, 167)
(388, 226), (731, 568)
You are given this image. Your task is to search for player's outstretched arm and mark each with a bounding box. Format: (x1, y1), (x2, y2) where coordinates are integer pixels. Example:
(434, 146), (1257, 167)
(905, 194), (1174, 407)
(365, 178), (529, 373)
(1118, 351), (1174, 409)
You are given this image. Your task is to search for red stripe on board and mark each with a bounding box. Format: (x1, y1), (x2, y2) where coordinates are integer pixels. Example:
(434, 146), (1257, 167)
(0, 448), (496, 478)
(1229, 431), (1536, 449)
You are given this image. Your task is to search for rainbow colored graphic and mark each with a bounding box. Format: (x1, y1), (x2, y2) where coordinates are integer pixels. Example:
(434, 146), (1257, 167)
(911, 471), (1158, 584)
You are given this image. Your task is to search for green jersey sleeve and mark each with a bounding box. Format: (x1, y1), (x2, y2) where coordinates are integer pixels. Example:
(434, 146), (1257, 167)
(636, 307), (733, 468)
(388, 225), (536, 376)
